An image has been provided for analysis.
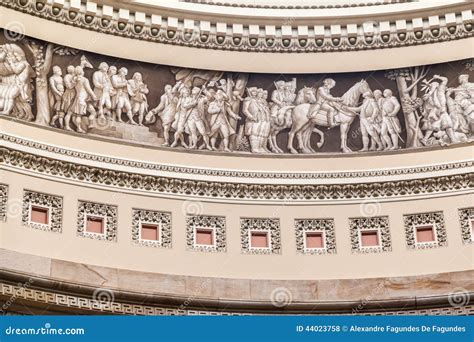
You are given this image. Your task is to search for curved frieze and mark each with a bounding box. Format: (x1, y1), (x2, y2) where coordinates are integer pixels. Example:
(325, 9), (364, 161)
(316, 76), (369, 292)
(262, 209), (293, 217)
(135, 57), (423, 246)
(1, 146), (472, 203)
(0, 31), (473, 156)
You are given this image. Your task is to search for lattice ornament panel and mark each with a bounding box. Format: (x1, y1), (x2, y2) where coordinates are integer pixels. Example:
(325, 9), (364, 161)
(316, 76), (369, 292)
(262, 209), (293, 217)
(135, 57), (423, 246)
(132, 209), (172, 248)
(0, 184), (7, 222)
(404, 211), (447, 250)
(21, 190), (63, 233)
(186, 215), (226, 253)
(295, 218), (336, 255)
(349, 216), (392, 254)
(77, 201), (118, 242)
(458, 208), (473, 244)
(241, 217), (281, 255)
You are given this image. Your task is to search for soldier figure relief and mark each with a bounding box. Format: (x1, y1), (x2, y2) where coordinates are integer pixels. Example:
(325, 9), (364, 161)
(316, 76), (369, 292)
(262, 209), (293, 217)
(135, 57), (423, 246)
(49, 66), (65, 128)
(207, 89), (241, 152)
(92, 62), (113, 120)
(307, 78), (343, 128)
(380, 89), (402, 150)
(0, 41), (471, 154)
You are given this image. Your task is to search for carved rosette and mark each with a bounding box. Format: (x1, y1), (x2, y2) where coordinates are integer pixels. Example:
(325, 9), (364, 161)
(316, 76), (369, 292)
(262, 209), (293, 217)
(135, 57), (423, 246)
(21, 190), (63, 233)
(131, 209), (172, 248)
(295, 218), (336, 255)
(0, 184), (7, 222)
(186, 215), (226, 253)
(458, 208), (473, 244)
(76, 201), (118, 242)
(349, 216), (392, 254)
(403, 211), (447, 250)
(240, 217), (281, 255)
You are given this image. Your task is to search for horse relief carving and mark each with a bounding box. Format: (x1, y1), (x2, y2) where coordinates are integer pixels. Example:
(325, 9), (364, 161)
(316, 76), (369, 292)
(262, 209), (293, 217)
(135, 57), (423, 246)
(0, 34), (472, 155)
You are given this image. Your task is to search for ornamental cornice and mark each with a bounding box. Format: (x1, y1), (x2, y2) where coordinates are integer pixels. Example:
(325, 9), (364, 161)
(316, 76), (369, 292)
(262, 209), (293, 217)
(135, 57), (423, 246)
(1, 0), (472, 54)
(0, 145), (472, 203)
(182, 0), (411, 10)
(1, 132), (472, 184)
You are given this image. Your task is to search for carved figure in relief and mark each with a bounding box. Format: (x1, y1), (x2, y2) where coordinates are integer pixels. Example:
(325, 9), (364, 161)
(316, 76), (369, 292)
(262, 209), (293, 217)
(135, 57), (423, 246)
(48, 66), (65, 128)
(208, 89), (241, 152)
(380, 89), (402, 150)
(0, 44), (33, 119)
(61, 65), (76, 129)
(420, 75), (456, 144)
(446, 88), (469, 134)
(450, 74), (474, 124)
(307, 78), (343, 128)
(67, 66), (97, 133)
(257, 89), (272, 153)
(171, 86), (195, 148)
(351, 91), (383, 151)
(128, 72), (149, 126)
(187, 86), (212, 150)
(242, 87), (267, 153)
(92, 62), (114, 119)
(270, 80), (294, 120)
(111, 67), (135, 124)
(145, 83), (180, 146)
(284, 80), (297, 105)
(289, 80), (371, 153)
(370, 89), (384, 150)
(6, 39), (473, 155)
(225, 75), (248, 149)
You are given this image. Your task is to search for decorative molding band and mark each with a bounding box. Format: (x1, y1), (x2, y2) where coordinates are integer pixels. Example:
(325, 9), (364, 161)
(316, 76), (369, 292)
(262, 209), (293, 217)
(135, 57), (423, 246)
(183, 0), (412, 10)
(1, 146), (472, 203)
(1, 1), (472, 54)
(1, 132), (473, 183)
(1, 270), (473, 315)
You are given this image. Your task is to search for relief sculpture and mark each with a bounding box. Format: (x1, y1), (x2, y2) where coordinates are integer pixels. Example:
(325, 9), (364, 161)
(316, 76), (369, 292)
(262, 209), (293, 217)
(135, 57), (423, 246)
(0, 31), (472, 155)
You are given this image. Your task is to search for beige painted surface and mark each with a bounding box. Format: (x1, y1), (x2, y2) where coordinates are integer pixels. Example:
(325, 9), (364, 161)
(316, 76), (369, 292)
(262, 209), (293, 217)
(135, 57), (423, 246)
(1, 167), (472, 280)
